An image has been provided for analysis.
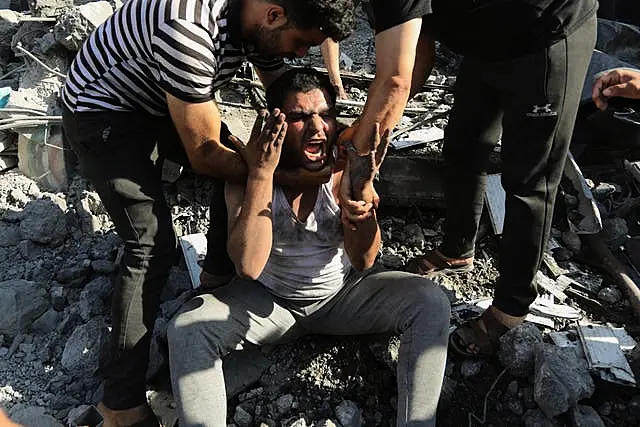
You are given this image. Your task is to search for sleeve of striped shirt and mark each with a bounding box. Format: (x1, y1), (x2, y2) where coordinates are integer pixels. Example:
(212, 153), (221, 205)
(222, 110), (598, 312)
(151, 19), (218, 103)
(247, 53), (285, 72)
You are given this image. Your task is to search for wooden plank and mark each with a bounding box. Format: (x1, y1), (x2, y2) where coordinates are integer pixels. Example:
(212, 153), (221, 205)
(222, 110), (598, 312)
(484, 174), (506, 235)
(536, 271), (569, 302)
(178, 233), (207, 289)
(391, 126), (444, 150)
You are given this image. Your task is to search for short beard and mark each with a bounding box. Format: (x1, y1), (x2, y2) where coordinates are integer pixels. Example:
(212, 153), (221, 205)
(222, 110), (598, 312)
(247, 24), (286, 56)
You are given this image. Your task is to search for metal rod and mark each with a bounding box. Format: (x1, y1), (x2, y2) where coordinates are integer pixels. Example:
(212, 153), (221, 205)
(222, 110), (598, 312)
(14, 44), (67, 79)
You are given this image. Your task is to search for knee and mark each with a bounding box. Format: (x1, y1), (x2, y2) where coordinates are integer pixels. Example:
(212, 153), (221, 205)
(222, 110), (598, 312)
(408, 276), (452, 327)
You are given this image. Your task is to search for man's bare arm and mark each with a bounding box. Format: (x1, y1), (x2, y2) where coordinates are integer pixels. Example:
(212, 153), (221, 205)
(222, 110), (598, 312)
(409, 29), (435, 99)
(225, 180), (274, 280)
(254, 66), (288, 88)
(166, 93), (247, 181)
(352, 18), (422, 154)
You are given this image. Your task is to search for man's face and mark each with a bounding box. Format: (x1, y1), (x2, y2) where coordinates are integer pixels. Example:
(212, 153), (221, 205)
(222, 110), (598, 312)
(247, 6), (326, 58)
(250, 25), (326, 58)
(280, 88), (337, 171)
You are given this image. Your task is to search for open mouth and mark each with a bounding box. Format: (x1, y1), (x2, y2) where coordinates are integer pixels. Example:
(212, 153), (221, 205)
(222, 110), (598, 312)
(304, 140), (326, 162)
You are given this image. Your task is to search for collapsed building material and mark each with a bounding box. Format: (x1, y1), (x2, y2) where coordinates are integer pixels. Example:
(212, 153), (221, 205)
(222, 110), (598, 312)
(577, 322), (636, 386)
(584, 232), (640, 318)
(562, 152), (602, 235)
(17, 124), (69, 191)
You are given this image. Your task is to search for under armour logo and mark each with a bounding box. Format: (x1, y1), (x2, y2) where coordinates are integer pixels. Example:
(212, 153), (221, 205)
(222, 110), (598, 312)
(526, 104), (558, 117)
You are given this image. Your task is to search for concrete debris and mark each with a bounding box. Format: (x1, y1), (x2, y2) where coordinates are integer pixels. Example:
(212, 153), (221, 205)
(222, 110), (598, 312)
(19, 197), (67, 246)
(233, 405), (253, 427)
(533, 343), (595, 418)
(499, 323), (544, 378)
(335, 400), (362, 427)
(0, 279), (48, 336)
(523, 409), (562, 427)
(460, 359), (483, 378)
(597, 286), (622, 304)
(570, 405), (605, 427)
(29, 0), (73, 18)
(78, 276), (113, 321)
(367, 335), (400, 371)
(61, 318), (109, 373)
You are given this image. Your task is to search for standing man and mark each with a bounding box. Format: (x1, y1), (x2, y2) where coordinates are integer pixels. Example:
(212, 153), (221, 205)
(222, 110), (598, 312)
(61, 0), (354, 425)
(341, 0), (597, 356)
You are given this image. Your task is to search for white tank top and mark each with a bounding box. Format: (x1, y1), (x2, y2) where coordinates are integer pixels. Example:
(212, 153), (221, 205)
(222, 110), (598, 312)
(257, 177), (351, 300)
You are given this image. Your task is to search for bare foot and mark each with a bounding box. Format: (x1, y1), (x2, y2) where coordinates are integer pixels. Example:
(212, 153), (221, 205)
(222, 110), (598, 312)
(97, 402), (152, 427)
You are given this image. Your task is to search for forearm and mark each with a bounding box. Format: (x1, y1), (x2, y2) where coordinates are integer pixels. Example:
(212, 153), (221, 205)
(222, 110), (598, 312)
(409, 34), (435, 99)
(190, 140), (247, 182)
(321, 39), (343, 91)
(353, 76), (411, 153)
(344, 211), (381, 271)
(227, 174), (274, 279)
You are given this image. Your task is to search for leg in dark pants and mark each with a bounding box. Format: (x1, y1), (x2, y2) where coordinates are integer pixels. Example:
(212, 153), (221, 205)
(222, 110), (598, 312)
(63, 109), (178, 409)
(440, 15), (596, 316)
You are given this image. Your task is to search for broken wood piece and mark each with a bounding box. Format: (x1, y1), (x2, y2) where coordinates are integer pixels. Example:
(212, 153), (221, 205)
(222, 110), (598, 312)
(537, 271), (569, 302)
(179, 233), (207, 289)
(609, 325), (638, 353)
(562, 152), (602, 234)
(577, 322), (636, 386)
(542, 252), (570, 278)
(484, 174), (506, 235)
(584, 232), (640, 319)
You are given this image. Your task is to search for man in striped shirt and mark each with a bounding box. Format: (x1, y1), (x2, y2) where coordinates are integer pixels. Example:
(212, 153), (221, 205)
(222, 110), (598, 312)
(61, 0), (354, 425)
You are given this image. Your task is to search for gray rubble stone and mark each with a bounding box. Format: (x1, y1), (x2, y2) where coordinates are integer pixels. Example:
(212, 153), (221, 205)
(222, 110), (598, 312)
(523, 409), (562, 427)
(0, 11), (20, 69)
(285, 419), (307, 427)
(233, 406), (252, 427)
(0, 279), (49, 336)
(79, 276), (113, 321)
(55, 260), (91, 286)
(90, 259), (116, 274)
(460, 359), (483, 378)
(8, 404), (63, 427)
(61, 318), (109, 373)
(570, 405), (605, 427)
(335, 400), (362, 427)
(50, 286), (66, 310)
(533, 343), (595, 418)
(597, 287), (622, 304)
(31, 309), (61, 334)
(275, 394), (294, 415)
(20, 198), (67, 246)
(498, 323), (543, 377)
(29, 0), (72, 17)
(0, 222), (21, 247)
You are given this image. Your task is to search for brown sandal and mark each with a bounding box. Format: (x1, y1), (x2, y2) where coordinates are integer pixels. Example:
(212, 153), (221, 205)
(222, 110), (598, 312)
(449, 308), (510, 358)
(408, 249), (474, 276)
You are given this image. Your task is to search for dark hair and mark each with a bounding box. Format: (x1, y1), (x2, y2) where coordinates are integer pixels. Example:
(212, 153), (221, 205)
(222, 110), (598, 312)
(269, 0), (355, 41)
(266, 68), (336, 111)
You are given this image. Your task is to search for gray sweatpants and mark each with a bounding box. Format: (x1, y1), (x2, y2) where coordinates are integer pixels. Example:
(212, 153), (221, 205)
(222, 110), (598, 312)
(167, 270), (451, 426)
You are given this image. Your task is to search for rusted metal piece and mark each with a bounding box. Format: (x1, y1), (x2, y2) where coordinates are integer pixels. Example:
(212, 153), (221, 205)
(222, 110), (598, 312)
(585, 232), (640, 318)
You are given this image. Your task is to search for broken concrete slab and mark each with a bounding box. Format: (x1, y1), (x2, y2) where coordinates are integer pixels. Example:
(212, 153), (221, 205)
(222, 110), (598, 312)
(498, 323), (543, 378)
(523, 409), (562, 427)
(54, 2), (113, 51)
(0, 279), (48, 336)
(377, 156), (445, 208)
(533, 343), (595, 418)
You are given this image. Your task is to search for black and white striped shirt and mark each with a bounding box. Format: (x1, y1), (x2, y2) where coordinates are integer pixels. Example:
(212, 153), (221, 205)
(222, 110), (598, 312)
(62, 0), (283, 115)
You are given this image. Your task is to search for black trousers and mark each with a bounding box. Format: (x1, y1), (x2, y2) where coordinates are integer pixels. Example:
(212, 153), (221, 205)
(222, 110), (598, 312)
(62, 107), (234, 409)
(438, 15), (596, 316)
